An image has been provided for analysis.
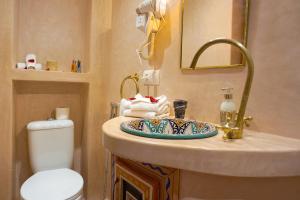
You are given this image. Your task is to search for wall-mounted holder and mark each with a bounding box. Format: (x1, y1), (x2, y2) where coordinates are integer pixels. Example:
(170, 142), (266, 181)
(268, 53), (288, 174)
(120, 73), (140, 99)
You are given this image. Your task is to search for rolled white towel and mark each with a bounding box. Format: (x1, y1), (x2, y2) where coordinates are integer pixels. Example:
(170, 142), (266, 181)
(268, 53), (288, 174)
(119, 98), (132, 116)
(129, 101), (166, 112)
(123, 109), (170, 119)
(123, 110), (156, 118)
(120, 98), (131, 108)
(156, 95), (167, 106)
(131, 95), (167, 106)
(130, 96), (168, 112)
(157, 102), (170, 115)
(119, 94), (169, 116)
(131, 93), (151, 103)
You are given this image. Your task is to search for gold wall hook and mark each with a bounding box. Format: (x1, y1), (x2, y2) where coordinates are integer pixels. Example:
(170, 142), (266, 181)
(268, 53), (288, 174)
(120, 73), (140, 99)
(190, 38), (254, 139)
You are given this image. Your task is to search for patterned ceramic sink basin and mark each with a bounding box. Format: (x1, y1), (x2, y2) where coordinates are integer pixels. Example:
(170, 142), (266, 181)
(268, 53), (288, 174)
(120, 118), (218, 139)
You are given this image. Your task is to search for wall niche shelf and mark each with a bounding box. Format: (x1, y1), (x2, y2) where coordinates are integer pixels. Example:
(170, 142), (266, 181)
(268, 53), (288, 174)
(14, 0), (91, 73)
(11, 69), (91, 83)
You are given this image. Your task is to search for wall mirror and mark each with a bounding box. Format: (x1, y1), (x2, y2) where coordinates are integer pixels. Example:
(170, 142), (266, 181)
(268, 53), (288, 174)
(180, 0), (249, 70)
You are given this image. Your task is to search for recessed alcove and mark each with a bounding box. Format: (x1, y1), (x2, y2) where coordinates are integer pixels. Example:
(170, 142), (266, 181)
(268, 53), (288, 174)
(13, 80), (88, 199)
(14, 0), (91, 73)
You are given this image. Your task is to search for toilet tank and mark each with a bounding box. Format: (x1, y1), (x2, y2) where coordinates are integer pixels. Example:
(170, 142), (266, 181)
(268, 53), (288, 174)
(27, 120), (74, 173)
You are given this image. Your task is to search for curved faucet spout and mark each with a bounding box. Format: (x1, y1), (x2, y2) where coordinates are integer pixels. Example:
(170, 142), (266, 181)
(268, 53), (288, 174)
(190, 38), (254, 139)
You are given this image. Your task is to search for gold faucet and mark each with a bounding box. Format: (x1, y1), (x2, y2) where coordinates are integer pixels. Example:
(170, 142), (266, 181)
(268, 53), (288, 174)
(190, 38), (254, 139)
(120, 73), (140, 99)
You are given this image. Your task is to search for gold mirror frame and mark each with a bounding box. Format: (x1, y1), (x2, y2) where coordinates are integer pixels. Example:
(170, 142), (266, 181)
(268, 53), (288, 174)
(180, 0), (250, 70)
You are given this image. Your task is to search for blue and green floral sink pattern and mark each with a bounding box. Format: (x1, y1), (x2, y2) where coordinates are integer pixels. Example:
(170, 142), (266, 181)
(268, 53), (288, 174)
(120, 118), (218, 139)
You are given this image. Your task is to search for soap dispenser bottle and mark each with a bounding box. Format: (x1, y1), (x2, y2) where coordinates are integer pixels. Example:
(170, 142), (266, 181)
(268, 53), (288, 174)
(220, 88), (236, 127)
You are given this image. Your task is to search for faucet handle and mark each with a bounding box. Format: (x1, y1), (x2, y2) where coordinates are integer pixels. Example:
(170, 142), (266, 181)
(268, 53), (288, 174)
(215, 123), (241, 140)
(221, 126), (241, 140)
(243, 116), (253, 127)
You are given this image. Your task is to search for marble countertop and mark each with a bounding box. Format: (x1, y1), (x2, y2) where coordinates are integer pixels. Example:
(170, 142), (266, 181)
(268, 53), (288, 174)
(102, 116), (300, 177)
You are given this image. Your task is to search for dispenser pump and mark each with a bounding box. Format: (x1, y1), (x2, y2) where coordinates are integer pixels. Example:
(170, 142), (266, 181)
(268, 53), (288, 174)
(222, 87), (233, 100)
(220, 87), (236, 127)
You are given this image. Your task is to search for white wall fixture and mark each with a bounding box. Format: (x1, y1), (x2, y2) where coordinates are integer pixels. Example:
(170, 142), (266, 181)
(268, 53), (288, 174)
(142, 69), (160, 86)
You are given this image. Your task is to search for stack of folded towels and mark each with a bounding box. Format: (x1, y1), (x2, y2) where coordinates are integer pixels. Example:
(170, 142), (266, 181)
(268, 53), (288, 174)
(120, 93), (170, 119)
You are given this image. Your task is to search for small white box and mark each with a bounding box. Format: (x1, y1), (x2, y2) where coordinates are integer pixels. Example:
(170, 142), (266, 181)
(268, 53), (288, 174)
(56, 107), (70, 120)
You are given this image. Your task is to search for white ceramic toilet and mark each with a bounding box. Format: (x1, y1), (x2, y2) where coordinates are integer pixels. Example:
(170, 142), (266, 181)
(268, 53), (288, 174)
(20, 120), (84, 200)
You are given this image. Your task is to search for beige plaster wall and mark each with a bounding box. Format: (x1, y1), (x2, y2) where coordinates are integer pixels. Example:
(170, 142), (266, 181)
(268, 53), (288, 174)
(247, 0), (300, 138)
(83, 0), (112, 199)
(104, 0), (300, 140)
(0, 0), (15, 199)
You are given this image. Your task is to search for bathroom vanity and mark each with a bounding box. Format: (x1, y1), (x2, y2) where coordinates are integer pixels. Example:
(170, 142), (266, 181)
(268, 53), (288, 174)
(111, 156), (179, 200)
(103, 117), (300, 200)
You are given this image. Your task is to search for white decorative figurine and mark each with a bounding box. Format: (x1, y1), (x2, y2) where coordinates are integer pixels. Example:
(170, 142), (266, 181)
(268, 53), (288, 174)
(16, 53), (42, 70)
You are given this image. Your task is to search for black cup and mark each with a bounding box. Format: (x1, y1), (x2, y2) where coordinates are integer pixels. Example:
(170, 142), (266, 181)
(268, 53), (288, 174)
(173, 100), (188, 119)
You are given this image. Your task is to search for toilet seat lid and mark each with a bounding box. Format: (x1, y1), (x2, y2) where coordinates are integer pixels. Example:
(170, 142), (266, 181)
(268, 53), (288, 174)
(21, 168), (83, 200)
